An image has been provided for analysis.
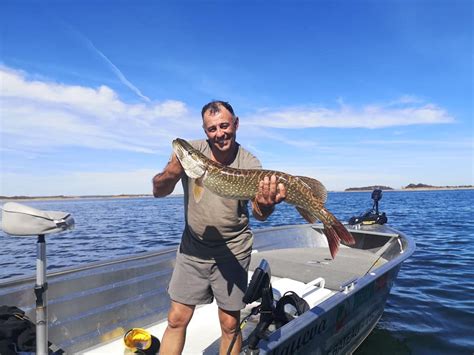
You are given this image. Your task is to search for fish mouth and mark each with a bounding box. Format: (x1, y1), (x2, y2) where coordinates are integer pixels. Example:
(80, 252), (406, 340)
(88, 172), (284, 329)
(172, 138), (187, 161)
(172, 138), (207, 179)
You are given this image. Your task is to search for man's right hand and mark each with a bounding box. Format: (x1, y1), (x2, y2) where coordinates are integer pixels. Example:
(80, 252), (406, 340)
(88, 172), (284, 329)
(152, 154), (184, 197)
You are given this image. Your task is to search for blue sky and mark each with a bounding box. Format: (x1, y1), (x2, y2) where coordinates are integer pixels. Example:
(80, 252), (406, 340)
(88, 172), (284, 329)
(1, 0), (472, 196)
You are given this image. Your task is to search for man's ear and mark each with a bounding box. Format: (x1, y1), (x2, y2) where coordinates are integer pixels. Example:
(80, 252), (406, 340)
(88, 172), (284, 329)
(234, 116), (239, 130)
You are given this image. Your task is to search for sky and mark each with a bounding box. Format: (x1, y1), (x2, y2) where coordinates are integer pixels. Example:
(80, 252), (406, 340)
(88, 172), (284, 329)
(0, 0), (472, 196)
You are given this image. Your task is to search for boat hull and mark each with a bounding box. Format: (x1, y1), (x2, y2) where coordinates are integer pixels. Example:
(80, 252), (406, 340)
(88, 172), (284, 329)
(0, 223), (415, 354)
(260, 265), (402, 355)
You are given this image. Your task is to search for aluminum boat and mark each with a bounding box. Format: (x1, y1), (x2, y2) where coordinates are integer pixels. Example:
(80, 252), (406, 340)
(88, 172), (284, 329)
(0, 196), (415, 354)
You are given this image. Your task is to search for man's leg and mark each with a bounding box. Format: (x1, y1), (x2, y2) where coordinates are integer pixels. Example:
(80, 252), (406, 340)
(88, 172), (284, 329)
(218, 307), (241, 355)
(160, 300), (195, 355)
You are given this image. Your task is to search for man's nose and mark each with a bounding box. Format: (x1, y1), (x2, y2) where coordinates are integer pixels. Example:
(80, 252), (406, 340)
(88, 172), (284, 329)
(216, 127), (225, 138)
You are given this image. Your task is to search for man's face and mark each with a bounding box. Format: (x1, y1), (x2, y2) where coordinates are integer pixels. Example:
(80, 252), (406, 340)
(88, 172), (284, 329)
(202, 106), (238, 153)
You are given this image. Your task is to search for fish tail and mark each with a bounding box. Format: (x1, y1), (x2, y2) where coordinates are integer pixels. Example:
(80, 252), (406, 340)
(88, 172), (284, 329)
(331, 218), (355, 246)
(320, 208), (356, 258)
(323, 225), (341, 259)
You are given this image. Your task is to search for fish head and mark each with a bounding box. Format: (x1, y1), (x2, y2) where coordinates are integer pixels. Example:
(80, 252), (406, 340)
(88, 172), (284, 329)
(172, 138), (208, 179)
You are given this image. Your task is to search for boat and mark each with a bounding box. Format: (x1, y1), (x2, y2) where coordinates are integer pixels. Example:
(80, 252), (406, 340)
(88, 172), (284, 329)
(0, 191), (415, 354)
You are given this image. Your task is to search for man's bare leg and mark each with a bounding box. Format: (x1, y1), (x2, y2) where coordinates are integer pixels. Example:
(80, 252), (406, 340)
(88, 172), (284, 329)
(218, 308), (241, 355)
(160, 301), (195, 355)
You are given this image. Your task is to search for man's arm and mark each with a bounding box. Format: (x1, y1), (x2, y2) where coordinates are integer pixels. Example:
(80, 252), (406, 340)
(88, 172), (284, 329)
(252, 175), (286, 221)
(152, 154), (184, 197)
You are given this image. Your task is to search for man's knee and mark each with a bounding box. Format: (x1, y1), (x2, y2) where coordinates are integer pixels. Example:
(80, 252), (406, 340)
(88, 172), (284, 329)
(219, 309), (240, 336)
(167, 302), (195, 330)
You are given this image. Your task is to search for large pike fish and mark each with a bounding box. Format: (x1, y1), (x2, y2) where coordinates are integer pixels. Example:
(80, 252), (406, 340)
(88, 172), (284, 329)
(172, 138), (355, 258)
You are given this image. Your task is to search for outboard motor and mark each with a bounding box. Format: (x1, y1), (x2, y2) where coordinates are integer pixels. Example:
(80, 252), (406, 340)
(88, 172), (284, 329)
(348, 189), (388, 225)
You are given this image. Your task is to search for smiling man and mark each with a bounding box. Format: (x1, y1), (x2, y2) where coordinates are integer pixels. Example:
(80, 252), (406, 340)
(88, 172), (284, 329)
(152, 101), (286, 354)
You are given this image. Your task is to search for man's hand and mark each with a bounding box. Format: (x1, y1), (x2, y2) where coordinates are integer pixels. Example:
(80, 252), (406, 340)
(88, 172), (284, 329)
(152, 154), (184, 197)
(252, 175), (286, 221)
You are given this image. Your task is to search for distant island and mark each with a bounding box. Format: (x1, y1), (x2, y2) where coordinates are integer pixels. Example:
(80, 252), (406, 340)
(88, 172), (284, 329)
(345, 185), (394, 192)
(345, 183), (473, 192)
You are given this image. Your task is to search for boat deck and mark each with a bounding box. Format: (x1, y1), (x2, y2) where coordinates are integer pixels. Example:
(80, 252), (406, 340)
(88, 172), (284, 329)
(83, 246), (385, 354)
(250, 246), (388, 291)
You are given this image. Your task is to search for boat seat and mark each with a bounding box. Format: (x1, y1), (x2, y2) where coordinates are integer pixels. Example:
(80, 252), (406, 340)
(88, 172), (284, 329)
(1, 202), (75, 236)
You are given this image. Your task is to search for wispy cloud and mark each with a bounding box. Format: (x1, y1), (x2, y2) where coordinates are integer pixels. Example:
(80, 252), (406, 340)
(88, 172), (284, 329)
(74, 30), (151, 102)
(360, 138), (473, 149)
(1, 169), (170, 196)
(0, 65), (459, 159)
(245, 99), (454, 129)
(0, 66), (197, 154)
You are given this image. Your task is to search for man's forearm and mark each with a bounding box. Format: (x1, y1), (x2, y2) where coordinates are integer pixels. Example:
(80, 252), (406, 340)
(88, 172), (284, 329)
(152, 155), (183, 197)
(152, 171), (180, 197)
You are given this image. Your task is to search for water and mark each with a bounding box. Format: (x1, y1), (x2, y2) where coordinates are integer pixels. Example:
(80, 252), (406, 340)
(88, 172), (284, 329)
(1, 190), (473, 354)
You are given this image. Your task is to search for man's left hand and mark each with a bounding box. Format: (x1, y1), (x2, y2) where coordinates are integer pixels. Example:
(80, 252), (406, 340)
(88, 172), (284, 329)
(253, 175), (286, 220)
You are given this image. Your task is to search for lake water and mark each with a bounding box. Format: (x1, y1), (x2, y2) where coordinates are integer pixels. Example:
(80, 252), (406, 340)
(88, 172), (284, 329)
(1, 190), (473, 354)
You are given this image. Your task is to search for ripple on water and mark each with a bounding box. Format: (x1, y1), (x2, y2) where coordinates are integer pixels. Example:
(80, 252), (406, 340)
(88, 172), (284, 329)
(1, 191), (473, 354)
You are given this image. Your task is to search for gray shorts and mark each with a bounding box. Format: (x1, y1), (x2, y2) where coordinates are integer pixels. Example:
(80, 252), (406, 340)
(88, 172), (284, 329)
(168, 251), (250, 311)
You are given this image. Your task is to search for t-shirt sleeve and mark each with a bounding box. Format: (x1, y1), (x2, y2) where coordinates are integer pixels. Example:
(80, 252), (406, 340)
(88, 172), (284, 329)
(241, 150), (262, 170)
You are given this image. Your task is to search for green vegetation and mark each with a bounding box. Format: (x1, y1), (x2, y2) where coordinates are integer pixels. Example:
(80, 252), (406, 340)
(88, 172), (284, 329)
(404, 183), (473, 189)
(345, 185), (394, 191)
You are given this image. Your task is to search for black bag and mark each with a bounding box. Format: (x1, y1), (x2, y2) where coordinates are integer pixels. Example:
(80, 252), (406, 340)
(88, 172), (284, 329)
(274, 291), (310, 329)
(0, 305), (36, 355)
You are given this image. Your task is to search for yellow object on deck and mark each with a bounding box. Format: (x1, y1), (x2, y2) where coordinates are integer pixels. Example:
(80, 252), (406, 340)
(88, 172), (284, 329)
(123, 328), (152, 352)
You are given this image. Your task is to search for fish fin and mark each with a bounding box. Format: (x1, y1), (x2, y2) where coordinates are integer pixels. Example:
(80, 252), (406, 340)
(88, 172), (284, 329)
(320, 208), (355, 258)
(251, 199), (262, 216)
(193, 178), (205, 203)
(332, 219), (356, 246)
(296, 207), (318, 224)
(323, 226), (341, 259)
(296, 176), (328, 203)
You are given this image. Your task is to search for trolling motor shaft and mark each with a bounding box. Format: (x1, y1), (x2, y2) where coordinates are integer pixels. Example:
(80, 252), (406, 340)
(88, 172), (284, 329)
(1, 202), (74, 355)
(35, 234), (49, 355)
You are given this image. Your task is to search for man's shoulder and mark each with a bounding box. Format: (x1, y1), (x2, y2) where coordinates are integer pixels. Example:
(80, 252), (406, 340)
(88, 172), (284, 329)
(189, 139), (208, 150)
(237, 144), (261, 169)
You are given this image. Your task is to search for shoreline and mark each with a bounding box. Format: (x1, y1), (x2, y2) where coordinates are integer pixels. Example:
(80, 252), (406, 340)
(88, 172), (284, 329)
(341, 187), (474, 193)
(0, 194), (156, 202)
(1, 187), (472, 202)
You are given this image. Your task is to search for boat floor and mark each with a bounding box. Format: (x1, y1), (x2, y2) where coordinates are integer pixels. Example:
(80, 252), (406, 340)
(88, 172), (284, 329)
(82, 246), (386, 354)
(250, 246), (388, 290)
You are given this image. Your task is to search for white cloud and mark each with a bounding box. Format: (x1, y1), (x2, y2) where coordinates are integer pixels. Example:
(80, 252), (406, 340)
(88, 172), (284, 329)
(0, 169), (184, 196)
(0, 66), (200, 154)
(245, 99), (454, 129)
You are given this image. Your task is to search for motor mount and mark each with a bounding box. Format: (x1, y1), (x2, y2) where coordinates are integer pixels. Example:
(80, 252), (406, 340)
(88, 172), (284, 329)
(348, 189), (388, 225)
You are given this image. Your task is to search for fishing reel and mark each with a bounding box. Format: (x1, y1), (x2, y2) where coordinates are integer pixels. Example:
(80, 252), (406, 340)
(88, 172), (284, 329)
(348, 189), (388, 226)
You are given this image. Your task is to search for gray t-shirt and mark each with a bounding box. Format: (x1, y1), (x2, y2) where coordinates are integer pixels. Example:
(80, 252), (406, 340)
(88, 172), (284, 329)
(180, 139), (261, 262)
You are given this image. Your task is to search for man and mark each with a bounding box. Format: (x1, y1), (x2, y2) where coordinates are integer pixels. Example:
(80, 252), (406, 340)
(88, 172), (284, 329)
(152, 101), (286, 354)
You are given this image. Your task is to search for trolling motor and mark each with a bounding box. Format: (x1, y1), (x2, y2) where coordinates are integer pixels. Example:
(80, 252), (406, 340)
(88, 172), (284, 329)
(1, 202), (74, 355)
(348, 189), (388, 226)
